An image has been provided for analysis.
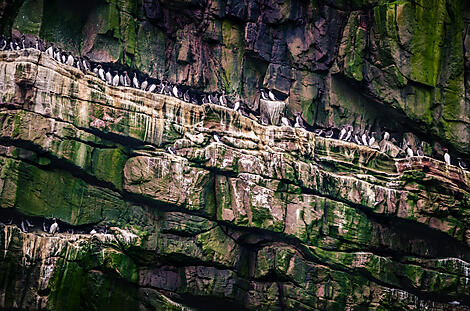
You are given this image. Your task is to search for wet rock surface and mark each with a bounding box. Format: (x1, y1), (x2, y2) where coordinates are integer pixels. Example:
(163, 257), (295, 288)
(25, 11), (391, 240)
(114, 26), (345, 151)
(0, 50), (469, 310)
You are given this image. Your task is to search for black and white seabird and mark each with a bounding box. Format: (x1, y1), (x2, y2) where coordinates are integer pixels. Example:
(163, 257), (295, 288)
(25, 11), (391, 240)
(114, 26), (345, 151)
(294, 113), (305, 129)
(148, 83), (157, 93)
(141, 78), (148, 91)
(112, 71), (120, 87)
(361, 130), (369, 146)
(34, 37), (40, 50)
(21, 220), (28, 233)
(406, 144), (414, 158)
(183, 90), (190, 102)
(259, 115), (269, 125)
(344, 125), (353, 142)
(213, 133), (221, 143)
(166, 146), (176, 155)
(66, 53), (74, 66)
(202, 95), (209, 105)
(132, 73), (140, 88)
(260, 89), (269, 100)
(124, 71), (131, 87)
(82, 58), (91, 72)
(25, 219), (34, 228)
(268, 89), (278, 101)
(457, 157), (467, 170)
(219, 91), (227, 106)
(443, 148), (451, 165)
(49, 218), (59, 235)
(368, 132), (376, 146)
(281, 116), (291, 127)
(42, 221), (47, 232)
(233, 101), (241, 112)
(20, 35), (26, 49)
(325, 128), (334, 138)
(45, 44), (54, 57)
(0, 35), (7, 50)
(353, 134), (362, 145)
(383, 131), (390, 141)
(54, 48), (62, 62)
(339, 126), (347, 140)
(98, 65), (105, 81)
(210, 93), (220, 105)
(314, 129), (323, 136)
(417, 147), (424, 157)
(105, 68), (112, 85)
(61, 52), (66, 64)
(172, 85), (179, 98)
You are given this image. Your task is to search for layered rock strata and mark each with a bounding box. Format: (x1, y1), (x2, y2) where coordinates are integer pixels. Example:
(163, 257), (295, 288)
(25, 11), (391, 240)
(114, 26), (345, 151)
(0, 50), (469, 310)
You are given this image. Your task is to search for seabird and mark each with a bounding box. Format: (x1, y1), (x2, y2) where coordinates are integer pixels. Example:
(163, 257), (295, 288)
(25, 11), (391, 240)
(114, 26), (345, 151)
(443, 148), (451, 165)
(259, 115), (269, 125)
(417, 147), (424, 157)
(21, 220), (28, 233)
(82, 59), (91, 72)
(202, 95), (209, 105)
(124, 71), (131, 87)
(90, 228), (97, 234)
(75, 57), (82, 71)
(54, 48), (62, 62)
(20, 35), (26, 49)
(172, 85), (179, 98)
(45, 44), (54, 56)
(0, 35), (7, 50)
(361, 130), (369, 146)
(233, 101), (240, 112)
(61, 52), (66, 64)
(42, 221), (47, 232)
(112, 71), (120, 86)
(6, 218), (13, 225)
(339, 126), (347, 140)
(213, 133), (221, 143)
(183, 90), (190, 102)
(141, 78), (148, 91)
(314, 129), (323, 136)
(268, 90), (278, 101)
(93, 66), (98, 74)
(105, 68), (113, 85)
(448, 301), (460, 306)
(260, 89), (269, 100)
(219, 91), (227, 106)
(294, 112), (305, 128)
(344, 126), (353, 142)
(281, 116), (290, 127)
(353, 134), (362, 145)
(132, 73), (140, 88)
(97, 65), (105, 81)
(66, 53), (74, 66)
(325, 128), (334, 138)
(368, 132), (376, 146)
(9, 38), (18, 51)
(166, 146), (176, 155)
(148, 83), (157, 93)
(406, 145), (414, 158)
(457, 157), (467, 170)
(119, 73), (125, 86)
(210, 93), (220, 105)
(25, 219), (34, 228)
(49, 218), (59, 235)
(383, 131), (390, 141)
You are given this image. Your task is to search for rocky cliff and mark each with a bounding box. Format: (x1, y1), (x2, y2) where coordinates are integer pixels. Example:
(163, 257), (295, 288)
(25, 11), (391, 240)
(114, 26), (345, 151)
(1, 0), (470, 310)
(2, 0), (470, 157)
(0, 47), (469, 310)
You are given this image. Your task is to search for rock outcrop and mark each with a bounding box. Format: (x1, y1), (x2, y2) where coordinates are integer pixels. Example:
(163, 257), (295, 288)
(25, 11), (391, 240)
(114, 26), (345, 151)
(0, 49), (469, 310)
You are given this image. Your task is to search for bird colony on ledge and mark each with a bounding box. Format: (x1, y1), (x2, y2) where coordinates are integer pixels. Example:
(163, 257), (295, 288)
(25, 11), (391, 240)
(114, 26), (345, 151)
(1, 35), (468, 176)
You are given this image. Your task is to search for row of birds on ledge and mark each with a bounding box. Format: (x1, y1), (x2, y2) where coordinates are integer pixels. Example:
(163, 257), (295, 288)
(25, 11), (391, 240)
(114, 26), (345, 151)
(1, 35), (468, 171)
(2, 214), (109, 235)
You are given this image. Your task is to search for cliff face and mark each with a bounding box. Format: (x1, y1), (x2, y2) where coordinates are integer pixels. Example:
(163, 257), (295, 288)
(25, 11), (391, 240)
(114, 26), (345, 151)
(0, 49), (469, 310)
(1, 0), (470, 156)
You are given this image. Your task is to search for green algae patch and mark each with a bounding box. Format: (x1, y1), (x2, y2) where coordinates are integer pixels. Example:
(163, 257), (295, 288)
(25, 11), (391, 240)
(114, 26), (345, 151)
(91, 147), (128, 190)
